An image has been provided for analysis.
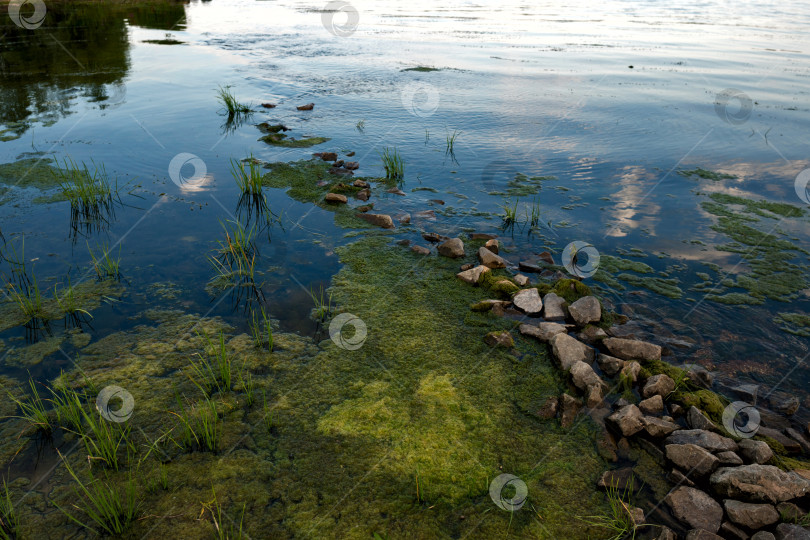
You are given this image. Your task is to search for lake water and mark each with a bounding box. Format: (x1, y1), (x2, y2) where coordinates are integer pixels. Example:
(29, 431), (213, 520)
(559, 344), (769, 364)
(1, 0), (809, 537)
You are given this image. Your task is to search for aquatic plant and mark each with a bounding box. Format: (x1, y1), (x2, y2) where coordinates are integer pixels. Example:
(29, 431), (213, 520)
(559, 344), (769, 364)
(380, 147), (404, 180)
(55, 277), (93, 323)
(581, 478), (644, 540)
(76, 404), (133, 471)
(52, 157), (118, 219)
(50, 384), (86, 434)
(0, 478), (19, 540)
(7, 271), (44, 323)
(309, 284), (333, 322)
(204, 488), (246, 540)
(8, 378), (52, 435)
(171, 395), (220, 453)
(445, 130), (460, 155)
(230, 157), (263, 196)
(216, 85), (252, 115)
(528, 197), (541, 228)
(355, 119), (365, 132)
(87, 242), (121, 280)
(192, 331), (234, 394)
(500, 199), (519, 228)
(57, 454), (139, 536)
(237, 365), (256, 408)
(249, 307), (274, 351)
(208, 220), (261, 293)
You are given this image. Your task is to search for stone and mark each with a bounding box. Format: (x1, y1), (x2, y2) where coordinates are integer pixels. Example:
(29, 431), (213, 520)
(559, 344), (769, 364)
(484, 331), (514, 348)
(297, 102), (315, 111)
(607, 404), (645, 437)
(388, 188), (406, 195)
(513, 288), (543, 316)
(687, 406), (718, 432)
(665, 444), (719, 477)
(538, 251), (554, 264)
(456, 265), (489, 285)
(720, 522), (750, 540)
(469, 233), (497, 240)
(603, 337), (662, 362)
(729, 383), (760, 403)
(769, 394), (800, 416)
(758, 426), (802, 454)
(685, 531), (723, 540)
(478, 246), (506, 268)
(752, 533), (777, 540)
(684, 364), (714, 389)
(665, 430), (738, 452)
(356, 213), (394, 228)
(356, 188), (371, 200)
(471, 300), (510, 312)
(710, 464), (810, 503)
(395, 213), (411, 223)
(717, 451), (744, 465)
(319, 151), (337, 160)
(759, 408), (791, 430)
(639, 395), (664, 415)
(665, 486), (723, 533)
(560, 394), (582, 428)
(643, 417), (680, 438)
(668, 468), (695, 487)
(410, 245), (430, 256)
(577, 326), (608, 345)
(422, 232), (446, 243)
(670, 403), (686, 417)
(657, 527), (678, 540)
(597, 354), (625, 377)
(537, 396), (558, 420)
(642, 374), (676, 398)
(345, 161), (359, 170)
(519, 322), (567, 342)
(484, 239), (499, 254)
(620, 361), (642, 383)
(738, 439), (774, 464)
(352, 180), (369, 189)
(518, 261), (543, 273)
(777, 502), (806, 523)
(569, 361), (603, 391)
(586, 384), (605, 409)
(514, 274), (529, 287)
(724, 499), (779, 529)
(438, 238), (465, 258)
(774, 524), (810, 540)
(597, 467), (635, 491)
(550, 333), (590, 370)
(324, 193), (347, 203)
(460, 263), (474, 271)
(569, 296), (601, 325)
(542, 292), (567, 321)
(785, 428), (810, 454)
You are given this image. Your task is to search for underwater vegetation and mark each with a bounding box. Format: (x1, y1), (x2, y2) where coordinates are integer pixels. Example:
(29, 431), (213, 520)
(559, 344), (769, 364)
(379, 147), (405, 180)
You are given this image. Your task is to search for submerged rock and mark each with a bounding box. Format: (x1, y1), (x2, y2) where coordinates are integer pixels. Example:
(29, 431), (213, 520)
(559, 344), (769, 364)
(325, 193), (347, 204)
(560, 393), (582, 428)
(484, 238), (499, 254)
(603, 337), (662, 362)
(297, 102), (315, 110)
(514, 274), (530, 287)
(411, 245), (430, 256)
(512, 288), (543, 315)
(484, 331), (514, 348)
(356, 213), (394, 228)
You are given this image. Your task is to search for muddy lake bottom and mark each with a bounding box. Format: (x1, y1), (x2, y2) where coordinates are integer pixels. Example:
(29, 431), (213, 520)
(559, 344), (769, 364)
(0, 0), (809, 538)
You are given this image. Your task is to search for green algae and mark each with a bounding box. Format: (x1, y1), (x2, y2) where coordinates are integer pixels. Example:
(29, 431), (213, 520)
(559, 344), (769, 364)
(402, 66), (441, 72)
(598, 255), (653, 274)
(672, 389), (726, 422)
(0, 157), (60, 191)
(707, 192), (804, 218)
(259, 133), (330, 148)
(488, 174), (555, 197)
(551, 279), (592, 303)
(774, 312), (810, 337)
(616, 273), (683, 299)
(677, 167), (735, 181)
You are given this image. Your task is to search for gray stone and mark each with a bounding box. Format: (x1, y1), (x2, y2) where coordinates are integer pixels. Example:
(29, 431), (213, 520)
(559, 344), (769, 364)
(665, 444), (719, 477)
(639, 395), (665, 415)
(519, 322), (568, 342)
(769, 394), (800, 416)
(324, 193), (347, 203)
(786, 428), (810, 454)
(738, 439), (774, 464)
(477, 246), (506, 267)
(774, 523), (810, 540)
(758, 427), (802, 454)
(537, 396), (559, 419)
(710, 464), (810, 503)
(643, 416), (680, 438)
(752, 533), (777, 540)
(484, 331), (514, 348)
(569, 296), (601, 325)
(586, 384), (605, 409)
(456, 265), (489, 285)
(643, 374), (676, 398)
(665, 486), (723, 533)
(685, 530), (723, 539)
(621, 361), (642, 383)
(438, 238), (465, 258)
(513, 288), (543, 315)
(356, 213), (394, 228)
(484, 238), (499, 254)
(720, 521), (750, 540)
(724, 499), (779, 529)
(607, 405), (645, 437)
(603, 337), (662, 362)
(665, 429), (738, 452)
(550, 333), (590, 370)
(598, 354), (625, 377)
(776, 502), (806, 523)
(514, 274), (530, 287)
(577, 325), (608, 345)
(657, 528), (677, 540)
(687, 406), (718, 432)
(716, 451), (744, 466)
(684, 363), (714, 389)
(410, 245), (430, 256)
(570, 361), (603, 391)
(668, 468), (695, 487)
(542, 292), (567, 321)
(597, 467), (635, 491)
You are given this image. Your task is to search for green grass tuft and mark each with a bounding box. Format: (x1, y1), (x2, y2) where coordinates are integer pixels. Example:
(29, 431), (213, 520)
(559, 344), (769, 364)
(380, 147), (404, 180)
(216, 85), (252, 115)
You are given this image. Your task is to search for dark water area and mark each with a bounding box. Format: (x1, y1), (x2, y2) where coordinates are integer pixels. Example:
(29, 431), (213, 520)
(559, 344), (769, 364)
(0, 0), (809, 537)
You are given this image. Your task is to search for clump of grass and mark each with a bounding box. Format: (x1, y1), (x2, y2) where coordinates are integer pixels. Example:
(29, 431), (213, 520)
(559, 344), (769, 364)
(8, 378), (52, 435)
(77, 405), (133, 471)
(237, 364), (256, 408)
(170, 396), (220, 453)
(87, 242), (121, 280)
(7, 271), (44, 323)
(309, 284), (333, 322)
(50, 383), (86, 434)
(216, 85), (252, 115)
(0, 478), (19, 540)
(55, 277), (93, 324)
(249, 307), (274, 351)
(57, 453), (139, 536)
(501, 199), (518, 229)
(231, 157), (263, 196)
(380, 147), (404, 180)
(581, 478), (645, 540)
(355, 119), (365, 132)
(528, 198), (541, 228)
(208, 220), (260, 292)
(189, 331), (234, 396)
(52, 157), (117, 216)
(204, 488), (246, 540)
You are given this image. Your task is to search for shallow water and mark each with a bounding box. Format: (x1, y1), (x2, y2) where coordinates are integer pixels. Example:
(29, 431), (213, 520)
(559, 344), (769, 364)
(1, 0), (810, 537)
